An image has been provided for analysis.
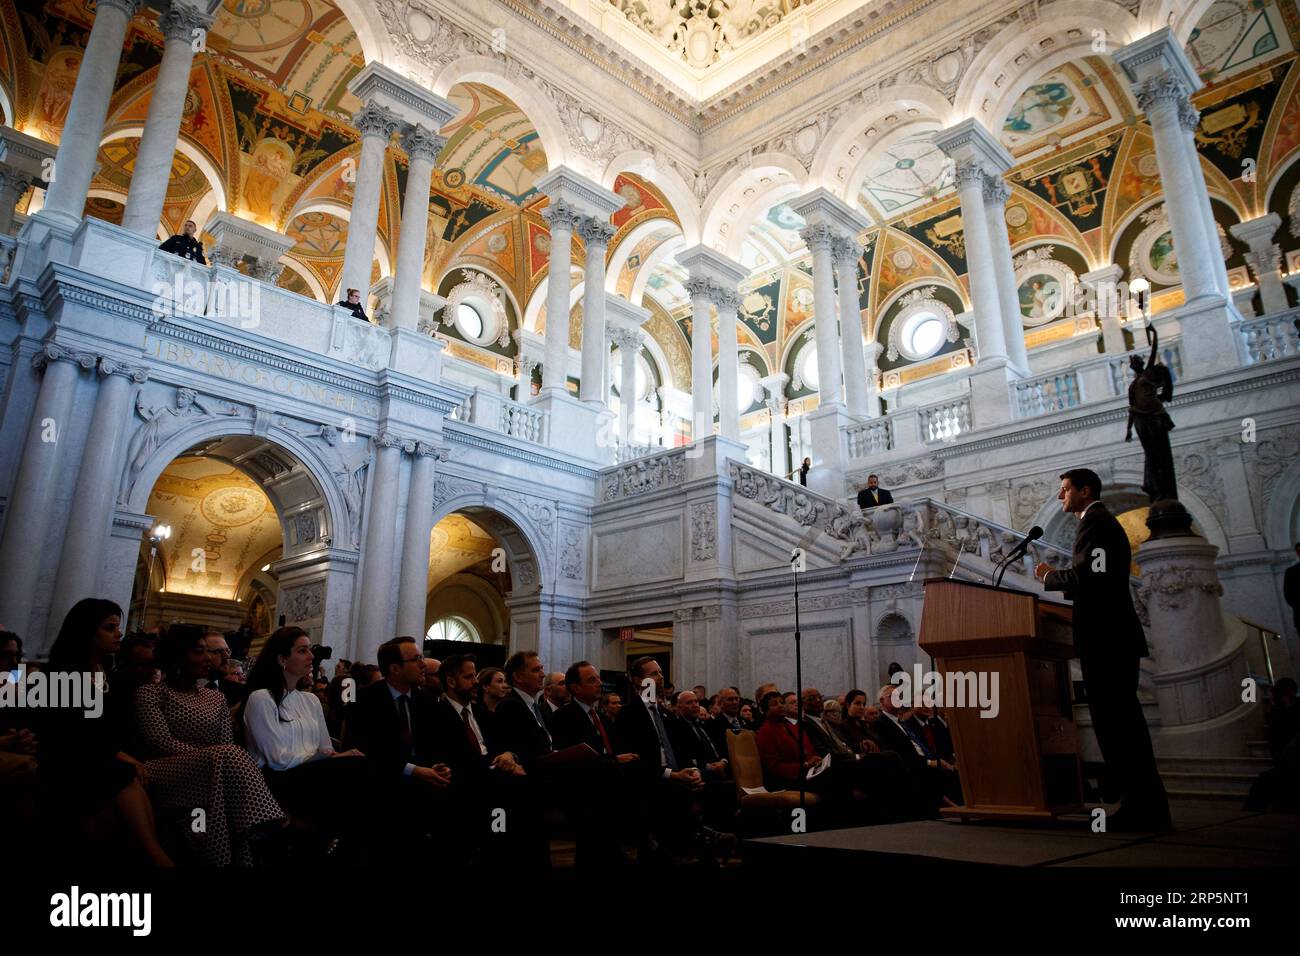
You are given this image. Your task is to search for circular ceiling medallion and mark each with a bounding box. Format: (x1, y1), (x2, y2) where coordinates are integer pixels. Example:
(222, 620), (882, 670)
(408, 11), (434, 43)
(486, 232), (508, 253)
(200, 486), (265, 528)
(443, 167), (467, 189)
(1005, 203), (1029, 228)
(1137, 152), (1160, 178)
(892, 248), (915, 270)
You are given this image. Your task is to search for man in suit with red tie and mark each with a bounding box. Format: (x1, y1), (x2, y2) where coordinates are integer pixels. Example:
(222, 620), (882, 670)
(1036, 468), (1171, 832)
(551, 661), (636, 765)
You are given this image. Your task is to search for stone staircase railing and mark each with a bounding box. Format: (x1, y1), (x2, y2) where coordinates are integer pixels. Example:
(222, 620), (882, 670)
(1236, 309), (1300, 365)
(452, 386), (549, 444)
(918, 396), (972, 443)
(845, 417), (893, 456)
(1011, 369), (1082, 419)
(1102, 338), (1184, 395)
(613, 439), (661, 464)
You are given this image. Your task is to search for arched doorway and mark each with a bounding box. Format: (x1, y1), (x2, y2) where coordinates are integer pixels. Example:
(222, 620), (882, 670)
(118, 426), (357, 661)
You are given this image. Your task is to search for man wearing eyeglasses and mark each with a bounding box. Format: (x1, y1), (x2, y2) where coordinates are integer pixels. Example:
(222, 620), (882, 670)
(201, 632), (247, 708)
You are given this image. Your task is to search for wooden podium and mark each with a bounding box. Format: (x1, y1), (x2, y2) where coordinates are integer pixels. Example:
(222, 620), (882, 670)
(918, 578), (1082, 821)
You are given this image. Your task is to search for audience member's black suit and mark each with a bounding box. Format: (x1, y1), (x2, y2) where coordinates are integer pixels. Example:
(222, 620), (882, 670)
(707, 712), (745, 758)
(874, 713), (961, 813)
(487, 689), (554, 769)
(1043, 501), (1169, 826)
(550, 701), (614, 756)
(802, 716), (854, 760)
(615, 694), (699, 852)
(345, 680), (440, 778)
(667, 714), (724, 770)
(907, 713), (954, 763)
(856, 485), (894, 508)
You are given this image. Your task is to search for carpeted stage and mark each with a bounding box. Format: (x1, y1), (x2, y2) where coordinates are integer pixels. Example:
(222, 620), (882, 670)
(743, 801), (1298, 867)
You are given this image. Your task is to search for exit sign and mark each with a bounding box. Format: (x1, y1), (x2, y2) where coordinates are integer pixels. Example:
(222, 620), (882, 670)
(618, 627), (635, 642)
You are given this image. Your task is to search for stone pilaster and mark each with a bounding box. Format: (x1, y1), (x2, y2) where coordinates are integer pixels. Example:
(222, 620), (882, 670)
(1230, 213), (1290, 316)
(576, 216), (617, 404)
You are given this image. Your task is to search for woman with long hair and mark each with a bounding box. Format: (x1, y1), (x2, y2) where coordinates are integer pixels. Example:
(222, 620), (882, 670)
(38, 598), (173, 865)
(243, 627), (367, 850)
(838, 689), (882, 754)
(134, 623), (287, 865)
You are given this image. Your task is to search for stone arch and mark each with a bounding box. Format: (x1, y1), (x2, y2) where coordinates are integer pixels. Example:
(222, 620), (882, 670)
(437, 259), (524, 332)
(608, 217), (682, 296)
(1165, 0), (1223, 43)
(99, 126), (230, 217)
(951, 3), (1143, 129)
(430, 57), (570, 170)
(811, 88), (955, 208)
(522, 272), (583, 335)
(428, 493), (553, 596)
(279, 258), (329, 303)
(1263, 453), (1300, 550)
(700, 154), (808, 256)
(602, 149), (700, 243)
(875, 610), (914, 642)
(122, 416), (351, 559)
(329, 0), (394, 64)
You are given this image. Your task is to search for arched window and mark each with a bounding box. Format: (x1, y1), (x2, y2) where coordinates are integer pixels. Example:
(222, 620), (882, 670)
(902, 312), (945, 358)
(425, 616), (481, 643)
(456, 302), (484, 340)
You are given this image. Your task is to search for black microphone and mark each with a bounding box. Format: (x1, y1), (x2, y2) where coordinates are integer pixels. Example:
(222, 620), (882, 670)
(993, 526), (1043, 587)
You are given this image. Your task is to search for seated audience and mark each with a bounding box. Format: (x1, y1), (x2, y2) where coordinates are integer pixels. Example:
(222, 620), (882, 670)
(838, 689), (884, 754)
(158, 219), (206, 263)
(906, 705), (955, 763)
(242, 627), (369, 853)
(598, 692), (623, 722)
(475, 665), (509, 713)
(37, 599), (172, 866)
(707, 686), (745, 755)
(874, 685), (961, 812)
(135, 624), (288, 865)
(541, 670), (569, 721)
(755, 691), (822, 790)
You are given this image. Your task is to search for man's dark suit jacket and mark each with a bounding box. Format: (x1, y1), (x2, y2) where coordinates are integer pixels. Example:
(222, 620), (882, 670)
(667, 714), (722, 769)
(344, 680), (440, 779)
(1284, 562), (1300, 612)
(550, 700), (613, 756)
(873, 713), (930, 772)
(158, 234), (206, 263)
(856, 486), (894, 508)
(614, 693), (673, 785)
(707, 713), (745, 758)
(486, 689), (553, 769)
(1041, 502), (1147, 661)
(429, 697), (497, 778)
(802, 715), (854, 759)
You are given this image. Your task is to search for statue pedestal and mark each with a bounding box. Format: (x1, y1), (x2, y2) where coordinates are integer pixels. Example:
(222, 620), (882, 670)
(1136, 528), (1264, 756)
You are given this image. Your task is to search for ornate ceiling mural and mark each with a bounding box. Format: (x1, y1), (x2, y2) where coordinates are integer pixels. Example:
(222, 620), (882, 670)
(146, 456), (282, 602)
(1000, 60), (1120, 158)
(441, 82), (547, 207)
(856, 133), (952, 222)
(1187, 0), (1294, 83)
(427, 513), (499, 591)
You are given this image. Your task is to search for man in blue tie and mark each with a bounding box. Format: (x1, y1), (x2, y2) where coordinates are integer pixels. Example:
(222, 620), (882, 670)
(875, 684), (961, 813)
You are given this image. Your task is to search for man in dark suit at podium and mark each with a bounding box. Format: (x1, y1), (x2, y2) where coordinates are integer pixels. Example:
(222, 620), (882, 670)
(856, 474), (893, 509)
(1036, 468), (1171, 832)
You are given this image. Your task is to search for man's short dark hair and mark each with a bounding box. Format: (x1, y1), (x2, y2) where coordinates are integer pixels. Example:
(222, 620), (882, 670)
(440, 653), (476, 683)
(346, 287), (359, 297)
(504, 650), (539, 687)
(628, 656), (656, 681)
(759, 691), (783, 714)
(565, 660), (594, 689)
(868, 473), (878, 480)
(377, 636), (416, 679)
(0, 631), (22, 661)
(1060, 468), (1102, 500)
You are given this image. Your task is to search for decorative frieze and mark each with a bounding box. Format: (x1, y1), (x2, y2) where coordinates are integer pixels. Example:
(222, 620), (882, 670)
(601, 449), (686, 501)
(690, 501), (717, 561)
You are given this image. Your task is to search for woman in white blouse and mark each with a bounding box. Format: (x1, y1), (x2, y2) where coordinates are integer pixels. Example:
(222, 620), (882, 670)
(244, 627), (368, 852)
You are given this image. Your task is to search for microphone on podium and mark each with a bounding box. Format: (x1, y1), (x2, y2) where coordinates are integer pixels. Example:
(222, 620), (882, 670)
(993, 525), (1043, 588)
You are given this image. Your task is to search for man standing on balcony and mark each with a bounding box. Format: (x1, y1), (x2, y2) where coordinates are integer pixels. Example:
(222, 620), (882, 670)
(1035, 467), (1171, 832)
(158, 219), (206, 264)
(856, 474), (894, 509)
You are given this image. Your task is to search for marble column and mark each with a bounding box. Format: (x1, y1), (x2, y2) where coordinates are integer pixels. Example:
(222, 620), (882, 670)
(576, 216), (616, 404)
(0, 346), (94, 637)
(951, 160), (1008, 363)
(760, 372), (790, 479)
(832, 237), (870, 418)
(48, 359), (148, 633)
(0, 167), (30, 235)
(387, 126), (445, 331)
(41, 0), (142, 225)
(338, 102), (400, 304)
(357, 433), (403, 656)
(685, 276), (715, 440)
(541, 200), (577, 393)
(799, 222), (846, 409)
(712, 287), (743, 441)
(1083, 264), (1128, 354)
(610, 325), (645, 444)
(983, 174), (1031, 376)
(121, 1), (213, 237)
(1230, 213), (1289, 316)
(396, 442), (441, 640)
(863, 341), (883, 417)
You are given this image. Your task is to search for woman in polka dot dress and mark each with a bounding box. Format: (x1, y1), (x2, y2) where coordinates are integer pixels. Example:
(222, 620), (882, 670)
(135, 624), (286, 865)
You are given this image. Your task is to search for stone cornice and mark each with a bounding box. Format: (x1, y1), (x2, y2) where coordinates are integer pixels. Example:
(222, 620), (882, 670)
(443, 420), (600, 479)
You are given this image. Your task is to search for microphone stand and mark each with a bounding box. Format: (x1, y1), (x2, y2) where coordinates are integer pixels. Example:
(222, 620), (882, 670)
(791, 547), (805, 811)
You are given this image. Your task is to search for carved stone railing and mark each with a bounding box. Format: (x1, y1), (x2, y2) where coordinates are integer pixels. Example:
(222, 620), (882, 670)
(600, 447), (687, 501)
(613, 439), (659, 464)
(844, 417), (893, 456)
(1011, 369), (1082, 419)
(458, 387), (548, 444)
(918, 397), (971, 443)
(1237, 310), (1300, 366)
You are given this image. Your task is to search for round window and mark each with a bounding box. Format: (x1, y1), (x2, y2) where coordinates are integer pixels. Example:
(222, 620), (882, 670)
(906, 314), (944, 357)
(456, 302), (484, 340)
(798, 344), (820, 390)
(426, 616), (481, 643)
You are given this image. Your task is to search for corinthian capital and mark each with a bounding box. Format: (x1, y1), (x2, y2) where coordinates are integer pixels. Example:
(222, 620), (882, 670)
(798, 222), (836, 254)
(953, 157), (986, 189)
(1134, 73), (1193, 118)
(609, 326), (645, 352)
(542, 199), (578, 231)
(401, 124), (445, 164)
(575, 215), (616, 249)
(831, 236), (865, 267)
(684, 275), (715, 301)
(97, 0), (144, 18)
(353, 102), (401, 140)
(981, 174), (1011, 205)
(158, 1), (214, 43)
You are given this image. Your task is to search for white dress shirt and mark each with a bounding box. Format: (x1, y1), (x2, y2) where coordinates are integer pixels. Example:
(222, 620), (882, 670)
(244, 688), (333, 771)
(446, 695), (488, 756)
